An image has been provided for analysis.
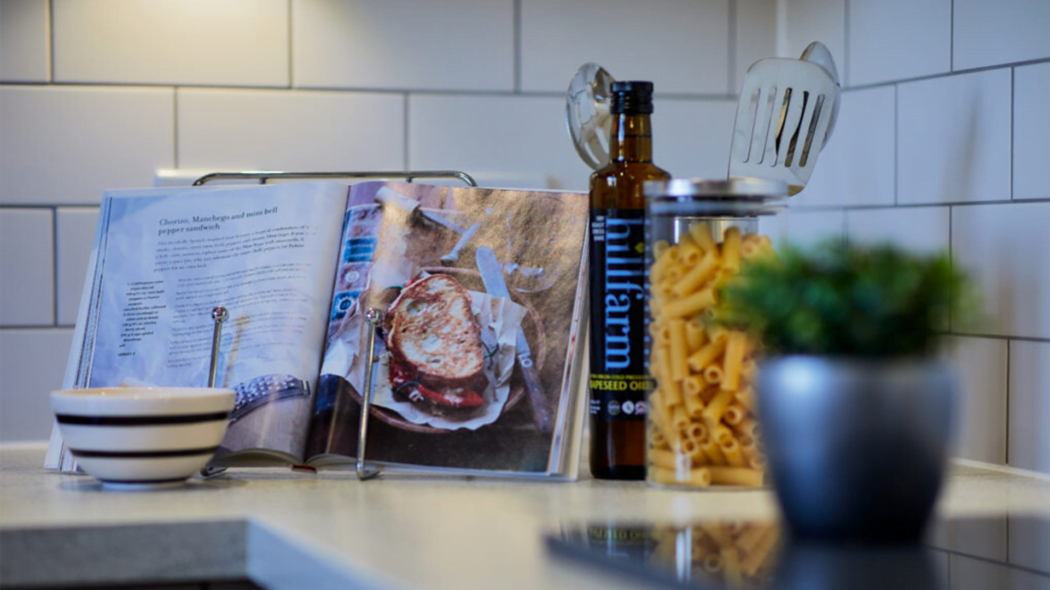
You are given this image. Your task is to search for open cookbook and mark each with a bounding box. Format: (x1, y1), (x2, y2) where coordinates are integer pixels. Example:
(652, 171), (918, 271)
(45, 180), (590, 479)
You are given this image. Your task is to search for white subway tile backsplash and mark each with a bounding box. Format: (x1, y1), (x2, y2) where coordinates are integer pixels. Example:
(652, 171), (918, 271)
(1009, 514), (1050, 574)
(779, 0), (845, 83)
(293, 0), (513, 91)
(0, 0), (49, 82)
(1008, 341), (1050, 475)
(846, 206), (949, 254)
(792, 86), (895, 208)
(55, 208), (99, 326)
(0, 209), (54, 326)
(0, 0), (1045, 472)
(0, 86), (174, 205)
(654, 98), (737, 180)
(0, 329), (74, 442)
(848, 0), (951, 87)
(953, 0), (1050, 71)
(948, 555), (1029, 590)
(1014, 62), (1050, 201)
(177, 89), (405, 173)
(52, 0), (288, 87)
(931, 514), (1007, 561)
(734, 0), (778, 92)
(409, 94), (591, 191)
(768, 210), (845, 249)
(520, 0), (729, 95)
(952, 202), (1050, 339)
(943, 337), (1007, 464)
(897, 70), (1011, 205)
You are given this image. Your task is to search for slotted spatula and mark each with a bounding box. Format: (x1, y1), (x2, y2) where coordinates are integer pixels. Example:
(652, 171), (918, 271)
(729, 42), (841, 195)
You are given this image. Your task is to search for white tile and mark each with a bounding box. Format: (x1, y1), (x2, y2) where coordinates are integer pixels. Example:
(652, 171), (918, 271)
(792, 86), (895, 207)
(177, 88), (404, 173)
(293, 0), (513, 91)
(770, 209), (844, 249)
(52, 0), (288, 87)
(897, 70), (1011, 205)
(941, 336), (1007, 464)
(846, 206), (949, 254)
(954, 0), (1050, 71)
(654, 98), (737, 180)
(949, 555), (1021, 590)
(848, 0), (951, 86)
(951, 203), (1050, 339)
(0, 0), (49, 82)
(779, 0), (846, 84)
(1014, 62), (1050, 201)
(55, 208), (99, 326)
(1008, 340), (1050, 476)
(0, 208), (53, 326)
(520, 0), (730, 94)
(930, 514), (1007, 560)
(734, 0), (778, 92)
(1009, 513), (1050, 574)
(409, 94), (592, 192)
(0, 85), (174, 205)
(0, 329), (74, 442)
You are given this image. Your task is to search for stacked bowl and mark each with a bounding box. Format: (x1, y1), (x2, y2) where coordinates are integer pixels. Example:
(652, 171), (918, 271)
(50, 387), (235, 489)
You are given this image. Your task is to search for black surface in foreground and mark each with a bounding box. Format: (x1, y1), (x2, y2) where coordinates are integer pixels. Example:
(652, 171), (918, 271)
(546, 515), (1050, 590)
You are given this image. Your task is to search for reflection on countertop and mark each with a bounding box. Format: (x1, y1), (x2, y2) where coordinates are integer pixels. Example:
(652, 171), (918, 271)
(1, 444), (1049, 590)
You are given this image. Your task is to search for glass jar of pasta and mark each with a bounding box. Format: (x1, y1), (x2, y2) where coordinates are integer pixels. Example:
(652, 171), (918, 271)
(642, 178), (787, 489)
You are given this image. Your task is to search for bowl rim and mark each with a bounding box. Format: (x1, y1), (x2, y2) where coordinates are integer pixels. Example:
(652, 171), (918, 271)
(51, 387), (236, 416)
(51, 386), (235, 399)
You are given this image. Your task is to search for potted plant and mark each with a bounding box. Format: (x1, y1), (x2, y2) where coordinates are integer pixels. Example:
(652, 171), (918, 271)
(716, 240), (974, 543)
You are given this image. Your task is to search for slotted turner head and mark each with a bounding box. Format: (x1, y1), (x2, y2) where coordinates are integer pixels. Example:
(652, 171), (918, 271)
(729, 43), (841, 195)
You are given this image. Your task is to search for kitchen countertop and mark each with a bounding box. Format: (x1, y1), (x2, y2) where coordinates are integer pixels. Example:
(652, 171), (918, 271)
(2, 443), (1049, 589)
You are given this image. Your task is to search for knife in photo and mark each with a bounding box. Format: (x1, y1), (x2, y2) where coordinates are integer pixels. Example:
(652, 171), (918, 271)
(475, 246), (554, 433)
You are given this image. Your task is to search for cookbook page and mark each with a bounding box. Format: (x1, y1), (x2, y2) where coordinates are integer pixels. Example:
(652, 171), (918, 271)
(67, 181), (349, 462)
(307, 181), (589, 475)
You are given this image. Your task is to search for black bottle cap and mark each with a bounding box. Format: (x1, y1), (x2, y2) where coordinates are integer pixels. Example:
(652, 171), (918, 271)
(610, 81), (655, 115)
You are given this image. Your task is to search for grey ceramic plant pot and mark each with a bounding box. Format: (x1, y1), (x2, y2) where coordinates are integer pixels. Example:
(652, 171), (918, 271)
(757, 356), (956, 543)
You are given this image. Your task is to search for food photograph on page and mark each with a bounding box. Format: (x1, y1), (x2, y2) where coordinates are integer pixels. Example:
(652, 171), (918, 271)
(307, 182), (589, 473)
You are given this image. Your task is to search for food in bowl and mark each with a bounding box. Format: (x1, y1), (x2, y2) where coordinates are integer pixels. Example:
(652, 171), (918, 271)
(50, 386), (235, 489)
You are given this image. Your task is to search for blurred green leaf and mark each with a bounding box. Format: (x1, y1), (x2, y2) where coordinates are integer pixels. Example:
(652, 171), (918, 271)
(714, 240), (977, 358)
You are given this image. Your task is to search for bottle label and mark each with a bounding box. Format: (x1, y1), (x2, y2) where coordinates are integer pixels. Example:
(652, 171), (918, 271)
(589, 209), (652, 422)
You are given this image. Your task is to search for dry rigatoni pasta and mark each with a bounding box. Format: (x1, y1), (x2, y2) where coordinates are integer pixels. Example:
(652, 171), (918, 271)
(646, 520), (781, 589)
(646, 224), (773, 488)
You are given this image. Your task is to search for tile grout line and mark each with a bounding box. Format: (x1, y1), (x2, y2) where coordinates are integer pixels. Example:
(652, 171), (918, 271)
(1004, 340), (1010, 466)
(843, 0), (850, 88)
(949, 0), (954, 72)
(513, 0), (522, 93)
(51, 206), (58, 326)
(403, 93), (410, 171)
(844, 57), (1050, 92)
(47, 0), (55, 82)
(948, 204), (954, 329)
(894, 83), (899, 205)
(287, 0), (294, 89)
(727, 0), (736, 94)
(1010, 67), (1015, 201)
(947, 332), (1050, 344)
(172, 88), (179, 169)
(787, 196), (1050, 212)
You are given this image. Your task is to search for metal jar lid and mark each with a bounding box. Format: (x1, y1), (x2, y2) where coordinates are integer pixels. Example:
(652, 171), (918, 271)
(643, 177), (788, 217)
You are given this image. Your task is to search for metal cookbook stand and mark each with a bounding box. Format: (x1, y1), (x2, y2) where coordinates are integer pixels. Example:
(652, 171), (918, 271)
(195, 170), (478, 480)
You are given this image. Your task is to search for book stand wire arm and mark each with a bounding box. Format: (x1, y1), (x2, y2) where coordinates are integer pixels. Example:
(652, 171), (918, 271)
(195, 170), (478, 481)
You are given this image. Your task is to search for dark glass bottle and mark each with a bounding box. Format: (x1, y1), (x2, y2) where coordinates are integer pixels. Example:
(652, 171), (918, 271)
(588, 81), (670, 480)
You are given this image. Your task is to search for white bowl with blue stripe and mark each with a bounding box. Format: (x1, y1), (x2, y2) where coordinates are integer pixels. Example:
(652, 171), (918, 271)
(51, 387), (235, 490)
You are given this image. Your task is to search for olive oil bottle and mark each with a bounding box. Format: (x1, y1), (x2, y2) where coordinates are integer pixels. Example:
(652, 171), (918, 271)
(588, 81), (670, 480)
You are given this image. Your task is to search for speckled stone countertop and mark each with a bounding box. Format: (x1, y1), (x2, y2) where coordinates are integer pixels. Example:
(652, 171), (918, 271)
(2, 443), (1048, 589)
